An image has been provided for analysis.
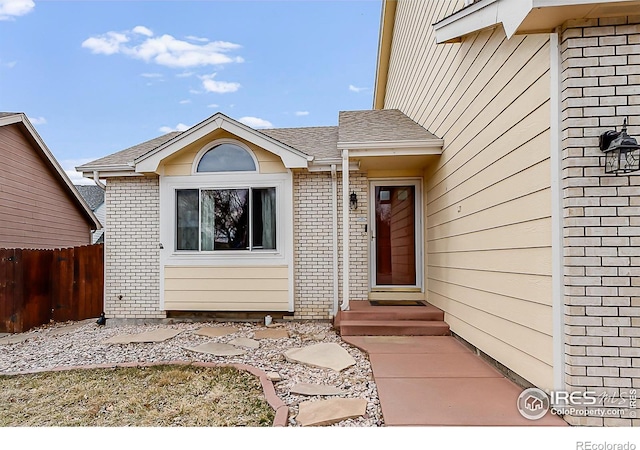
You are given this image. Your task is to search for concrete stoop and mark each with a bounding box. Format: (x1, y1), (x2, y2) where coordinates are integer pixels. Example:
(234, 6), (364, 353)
(334, 301), (450, 336)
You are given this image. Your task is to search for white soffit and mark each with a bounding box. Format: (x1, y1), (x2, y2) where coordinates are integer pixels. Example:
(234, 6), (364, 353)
(134, 113), (312, 173)
(434, 0), (640, 43)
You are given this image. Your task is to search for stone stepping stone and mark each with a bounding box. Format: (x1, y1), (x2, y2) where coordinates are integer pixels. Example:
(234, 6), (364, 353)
(184, 342), (246, 356)
(296, 398), (367, 426)
(103, 329), (182, 344)
(253, 329), (289, 340)
(229, 337), (260, 349)
(284, 342), (356, 371)
(194, 326), (239, 337)
(291, 383), (347, 396)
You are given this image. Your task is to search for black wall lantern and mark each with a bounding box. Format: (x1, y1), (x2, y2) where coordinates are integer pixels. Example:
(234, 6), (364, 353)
(350, 191), (358, 210)
(599, 118), (640, 174)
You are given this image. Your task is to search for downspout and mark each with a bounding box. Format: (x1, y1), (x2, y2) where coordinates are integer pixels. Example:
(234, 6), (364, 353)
(341, 149), (350, 311)
(93, 171), (106, 190)
(550, 30), (565, 393)
(331, 164), (339, 316)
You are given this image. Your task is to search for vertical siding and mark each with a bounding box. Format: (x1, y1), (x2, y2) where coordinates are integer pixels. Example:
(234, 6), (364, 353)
(384, 0), (553, 389)
(0, 124), (92, 248)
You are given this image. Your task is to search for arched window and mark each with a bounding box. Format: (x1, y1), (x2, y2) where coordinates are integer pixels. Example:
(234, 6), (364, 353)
(196, 143), (257, 172)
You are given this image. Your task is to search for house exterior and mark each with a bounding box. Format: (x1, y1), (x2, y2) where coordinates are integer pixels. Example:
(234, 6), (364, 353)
(0, 113), (100, 249)
(373, 0), (640, 426)
(77, 0), (639, 427)
(75, 184), (106, 244)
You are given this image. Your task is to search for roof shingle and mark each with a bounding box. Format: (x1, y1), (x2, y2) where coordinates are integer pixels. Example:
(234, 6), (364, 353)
(338, 109), (438, 143)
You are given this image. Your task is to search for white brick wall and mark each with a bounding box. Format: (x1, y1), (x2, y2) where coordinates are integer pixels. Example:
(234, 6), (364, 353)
(105, 176), (164, 319)
(561, 16), (640, 426)
(293, 170), (369, 319)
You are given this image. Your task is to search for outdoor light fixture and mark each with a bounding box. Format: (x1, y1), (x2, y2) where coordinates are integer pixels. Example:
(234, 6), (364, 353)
(350, 191), (358, 210)
(599, 118), (640, 174)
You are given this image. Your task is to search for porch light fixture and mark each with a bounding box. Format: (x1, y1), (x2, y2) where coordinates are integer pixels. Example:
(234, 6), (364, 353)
(599, 118), (640, 174)
(350, 191), (358, 210)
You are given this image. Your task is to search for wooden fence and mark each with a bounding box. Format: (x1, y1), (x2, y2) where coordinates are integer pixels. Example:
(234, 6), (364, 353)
(0, 244), (103, 333)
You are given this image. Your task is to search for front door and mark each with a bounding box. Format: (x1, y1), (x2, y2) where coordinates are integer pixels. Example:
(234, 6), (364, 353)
(371, 180), (422, 289)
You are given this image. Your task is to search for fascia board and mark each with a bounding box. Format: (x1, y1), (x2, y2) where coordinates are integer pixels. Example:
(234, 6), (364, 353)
(434, 0), (639, 43)
(308, 159), (360, 172)
(337, 139), (444, 151)
(135, 114), (311, 173)
(81, 170), (143, 178)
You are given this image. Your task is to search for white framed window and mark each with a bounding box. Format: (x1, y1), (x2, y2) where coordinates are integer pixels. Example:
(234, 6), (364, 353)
(176, 186), (277, 252)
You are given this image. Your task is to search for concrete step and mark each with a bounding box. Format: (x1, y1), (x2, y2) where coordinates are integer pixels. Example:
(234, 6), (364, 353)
(339, 320), (450, 336)
(338, 305), (444, 322)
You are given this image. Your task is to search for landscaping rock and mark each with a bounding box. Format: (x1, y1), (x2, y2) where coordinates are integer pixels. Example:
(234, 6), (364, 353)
(103, 329), (182, 344)
(296, 398), (367, 426)
(183, 343), (246, 356)
(290, 383), (347, 396)
(284, 342), (356, 371)
(229, 337), (260, 349)
(253, 329), (289, 339)
(194, 326), (239, 337)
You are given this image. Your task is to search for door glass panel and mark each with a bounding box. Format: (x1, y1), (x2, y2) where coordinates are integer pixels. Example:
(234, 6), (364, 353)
(375, 186), (416, 286)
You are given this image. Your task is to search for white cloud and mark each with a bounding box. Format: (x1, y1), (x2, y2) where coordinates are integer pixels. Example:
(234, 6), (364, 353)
(28, 116), (46, 125)
(239, 117), (272, 129)
(207, 103), (219, 108)
(295, 111), (310, 116)
(141, 72), (163, 78)
(186, 35), (209, 43)
(189, 89), (201, 95)
(3, 60), (16, 68)
(63, 158), (98, 186)
(349, 84), (367, 93)
(82, 31), (129, 55)
(200, 73), (240, 94)
(132, 25), (153, 37)
(176, 72), (194, 78)
(179, 99), (191, 104)
(0, 0), (34, 20)
(82, 27), (243, 69)
(159, 123), (190, 133)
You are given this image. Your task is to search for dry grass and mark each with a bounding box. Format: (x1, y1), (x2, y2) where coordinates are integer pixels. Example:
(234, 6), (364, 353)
(0, 365), (275, 427)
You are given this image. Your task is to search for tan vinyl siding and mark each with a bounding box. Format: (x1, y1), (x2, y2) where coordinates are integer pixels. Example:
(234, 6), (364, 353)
(164, 265), (289, 311)
(162, 130), (286, 176)
(384, 0), (553, 389)
(0, 124), (92, 248)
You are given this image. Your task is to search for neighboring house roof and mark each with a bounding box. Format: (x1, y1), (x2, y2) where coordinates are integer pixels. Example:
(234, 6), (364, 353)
(0, 112), (101, 230)
(74, 184), (105, 211)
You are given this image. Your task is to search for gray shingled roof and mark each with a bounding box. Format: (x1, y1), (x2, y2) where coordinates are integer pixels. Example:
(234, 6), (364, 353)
(338, 109), (439, 143)
(260, 126), (339, 159)
(77, 132), (182, 169)
(0, 112), (18, 118)
(74, 185), (105, 211)
(79, 110), (437, 170)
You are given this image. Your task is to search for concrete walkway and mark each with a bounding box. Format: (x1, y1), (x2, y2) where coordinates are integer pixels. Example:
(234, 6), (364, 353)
(343, 335), (568, 426)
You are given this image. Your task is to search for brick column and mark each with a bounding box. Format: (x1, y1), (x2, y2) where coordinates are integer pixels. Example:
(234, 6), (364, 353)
(561, 16), (640, 426)
(105, 176), (164, 319)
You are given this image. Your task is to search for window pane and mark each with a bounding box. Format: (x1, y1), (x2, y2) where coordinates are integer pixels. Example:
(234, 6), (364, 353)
(252, 188), (276, 250)
(212, 189), (249, 250)
(176, 189), (199, 250)
(200, 191), (215, 251)
(197, 144), (256, 172)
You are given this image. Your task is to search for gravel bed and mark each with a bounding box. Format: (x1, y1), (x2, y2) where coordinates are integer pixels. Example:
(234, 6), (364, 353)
(0, 320), (383, 427)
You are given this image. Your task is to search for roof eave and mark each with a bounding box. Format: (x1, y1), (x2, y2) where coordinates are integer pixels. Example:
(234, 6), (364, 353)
(373, 0), (398, 110)
(434, 0), (640, 44)
(134, 113), (312, 173)
(337, 139), (444, 156)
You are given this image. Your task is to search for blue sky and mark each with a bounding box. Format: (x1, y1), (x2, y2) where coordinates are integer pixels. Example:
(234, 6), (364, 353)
(0, 0), (381, 184)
